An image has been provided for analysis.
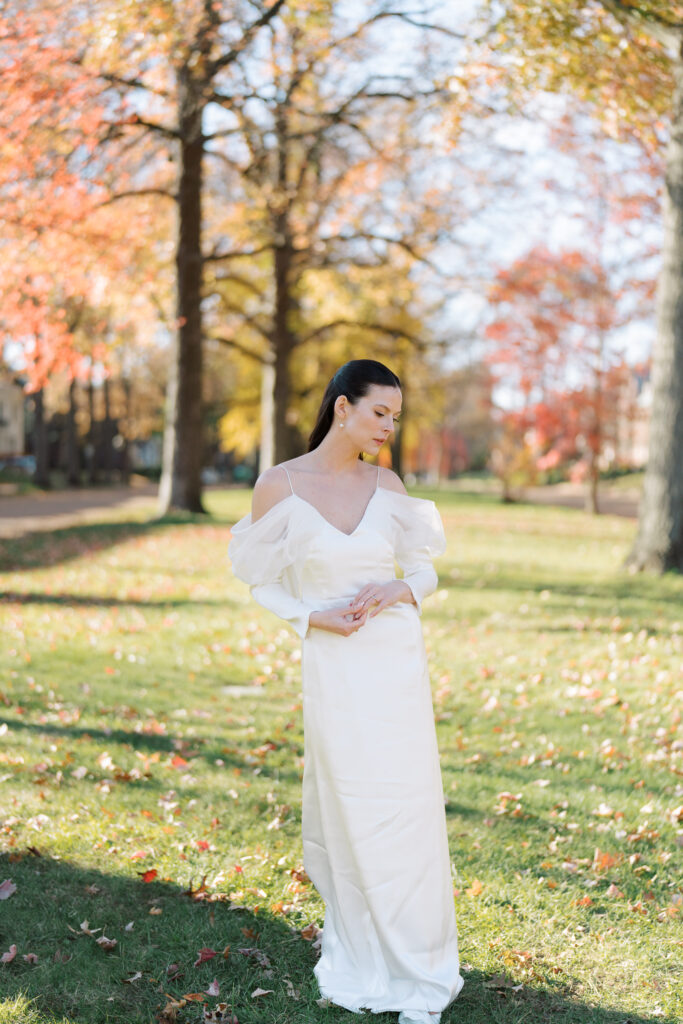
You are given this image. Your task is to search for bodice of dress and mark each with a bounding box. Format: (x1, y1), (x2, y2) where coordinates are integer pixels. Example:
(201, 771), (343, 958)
(228, 485), (446, 639)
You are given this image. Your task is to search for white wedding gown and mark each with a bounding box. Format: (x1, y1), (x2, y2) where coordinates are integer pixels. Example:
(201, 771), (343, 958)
(228, 471), (463, 1016)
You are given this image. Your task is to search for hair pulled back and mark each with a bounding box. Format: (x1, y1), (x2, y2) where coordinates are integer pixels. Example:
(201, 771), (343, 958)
(308, 359), (401, 455)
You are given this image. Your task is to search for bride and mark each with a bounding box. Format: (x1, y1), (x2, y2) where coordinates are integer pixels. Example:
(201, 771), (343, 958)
(229, 359), (463, 1023)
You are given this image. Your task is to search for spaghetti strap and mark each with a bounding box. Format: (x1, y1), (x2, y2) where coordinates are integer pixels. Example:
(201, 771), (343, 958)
(375, 464), (380, 491)
(282, 465), (295, 496)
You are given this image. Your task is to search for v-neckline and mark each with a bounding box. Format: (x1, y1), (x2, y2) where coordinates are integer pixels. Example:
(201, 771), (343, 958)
(292, 487), (381, 538)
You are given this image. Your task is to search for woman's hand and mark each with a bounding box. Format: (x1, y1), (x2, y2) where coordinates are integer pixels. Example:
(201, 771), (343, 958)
(309, 604), (369, 636)
(348, 580), (415, 619)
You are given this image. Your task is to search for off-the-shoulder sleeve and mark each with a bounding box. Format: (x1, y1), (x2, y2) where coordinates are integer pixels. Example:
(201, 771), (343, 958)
(390, 493), (446, 614)
(228, 498), (315, 639)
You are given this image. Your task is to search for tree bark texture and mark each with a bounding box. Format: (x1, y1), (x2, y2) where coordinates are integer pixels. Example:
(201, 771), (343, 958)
(32, 388), (49, 489)
(66, 377), (80, 486)
(159, 70), (205, 515)
(628, 50), (683, 572)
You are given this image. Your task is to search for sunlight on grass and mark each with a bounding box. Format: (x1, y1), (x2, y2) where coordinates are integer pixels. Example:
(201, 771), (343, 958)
(1, 490), (681, 1024)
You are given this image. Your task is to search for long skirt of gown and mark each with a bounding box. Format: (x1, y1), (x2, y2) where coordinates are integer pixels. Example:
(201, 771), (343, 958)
(301, 601), (463, 1014)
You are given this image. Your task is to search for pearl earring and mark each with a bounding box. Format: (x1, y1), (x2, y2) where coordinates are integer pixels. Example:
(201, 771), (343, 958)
(339, 422), (344, 429)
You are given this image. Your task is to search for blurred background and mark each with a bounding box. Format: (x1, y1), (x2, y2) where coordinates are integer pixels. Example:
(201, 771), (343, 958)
(1, 0), (678, 562)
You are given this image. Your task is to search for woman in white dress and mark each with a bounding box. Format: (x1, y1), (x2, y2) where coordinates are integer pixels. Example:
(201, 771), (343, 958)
(228, 360), (463, 1023)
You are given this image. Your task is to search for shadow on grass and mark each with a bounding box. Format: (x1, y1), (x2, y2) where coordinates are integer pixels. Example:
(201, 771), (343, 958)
(0, 851), (675, 1024)
(0, 591), (237, 610)
(0, 512), (236, 574)
(0, 717), (305, 789)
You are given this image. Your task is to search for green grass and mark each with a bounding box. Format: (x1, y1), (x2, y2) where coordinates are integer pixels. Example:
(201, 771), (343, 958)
(1, 489), (681, 1024)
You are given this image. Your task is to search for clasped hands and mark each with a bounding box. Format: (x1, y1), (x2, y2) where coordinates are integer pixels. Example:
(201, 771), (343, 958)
(308, 580), (415, 636)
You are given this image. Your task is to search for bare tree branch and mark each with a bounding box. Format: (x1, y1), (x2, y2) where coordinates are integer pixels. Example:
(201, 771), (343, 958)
(99, 188), (177, 207)
(204, 244), (272, 262)
(207, 332), (266, 363)
(298, 319), (427, 350)
(98, 70), (173, 99)
(209, 0), (288, 75)
(599, 0), (683, 48)
(206, 271), (265, 298)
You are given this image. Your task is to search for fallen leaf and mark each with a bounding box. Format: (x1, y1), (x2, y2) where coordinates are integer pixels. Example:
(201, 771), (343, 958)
(202, 1006), (238, 1024)
(124, 970), (143, 983)
(125, 921), (135, 931)
(250, 988), (273, 998)
(22, 952), (39, 964)
(140, 869), (158, 883)
(238, 947), (272, 970)
(96, 935), (117, 951)
(194, 947), (218, 967)
(0, 879), (17, 900)
(284, 978), (300, 1000)
(182, 992), (206, 1002)
(206, 979), (220, 996)
(484, 973), (523, 992)
(1, 945), (17, 963)
(149, 907), (163, 915)
(466, 879), (483, 897)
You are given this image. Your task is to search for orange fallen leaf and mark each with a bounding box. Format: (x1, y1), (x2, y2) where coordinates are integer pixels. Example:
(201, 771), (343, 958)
(140, 869), (158, 883)
(465, 879), (483, 897)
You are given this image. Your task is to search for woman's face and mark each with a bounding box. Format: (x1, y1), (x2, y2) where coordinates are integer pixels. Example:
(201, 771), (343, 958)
(338, 384), (402, 455)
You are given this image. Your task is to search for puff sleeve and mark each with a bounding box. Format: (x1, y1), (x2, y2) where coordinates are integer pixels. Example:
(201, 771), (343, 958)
(228, 499), (316, 640)
(391, 494), (446, 614)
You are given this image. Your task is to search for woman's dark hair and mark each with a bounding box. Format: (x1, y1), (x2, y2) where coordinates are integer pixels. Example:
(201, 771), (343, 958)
(308, 359), (401, 455)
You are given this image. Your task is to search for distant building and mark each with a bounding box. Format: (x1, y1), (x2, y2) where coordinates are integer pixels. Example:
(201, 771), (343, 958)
(614, 362), (651, 468)
(0, 377), (25, 457)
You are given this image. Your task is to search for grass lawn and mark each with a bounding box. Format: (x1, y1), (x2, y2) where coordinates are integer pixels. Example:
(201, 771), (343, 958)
(0, 489), (681, 1024)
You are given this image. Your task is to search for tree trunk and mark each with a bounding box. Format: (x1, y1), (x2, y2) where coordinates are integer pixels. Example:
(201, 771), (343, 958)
(66, 377), (80, 486)
(260, 355), (275, 474)
(627, 50), (683, 572)
(585, 460), (599, 514)
(159, 70), (205, 515)
(32, 388), (50, 489)
(120, 376), (131, 484)
(101, 375), (113, 484)
(86, 376), (99, 485)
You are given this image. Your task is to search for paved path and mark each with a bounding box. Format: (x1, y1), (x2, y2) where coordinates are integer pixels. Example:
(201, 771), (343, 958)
(0, 483), (158, 538)
(519, 484), (639, 519)
(0, 480), (640, 540)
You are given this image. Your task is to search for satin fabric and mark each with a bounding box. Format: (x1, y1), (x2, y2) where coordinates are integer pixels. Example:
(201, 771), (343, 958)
(228, 486), (463, 1015)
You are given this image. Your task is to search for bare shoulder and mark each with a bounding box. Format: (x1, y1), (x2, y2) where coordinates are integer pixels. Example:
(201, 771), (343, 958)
(377, 466), (408, 495)
(251, 465), (293, 521)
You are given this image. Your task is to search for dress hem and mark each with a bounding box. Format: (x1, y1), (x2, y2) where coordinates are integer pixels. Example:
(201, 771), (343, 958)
(315, 972), (465, 1016)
